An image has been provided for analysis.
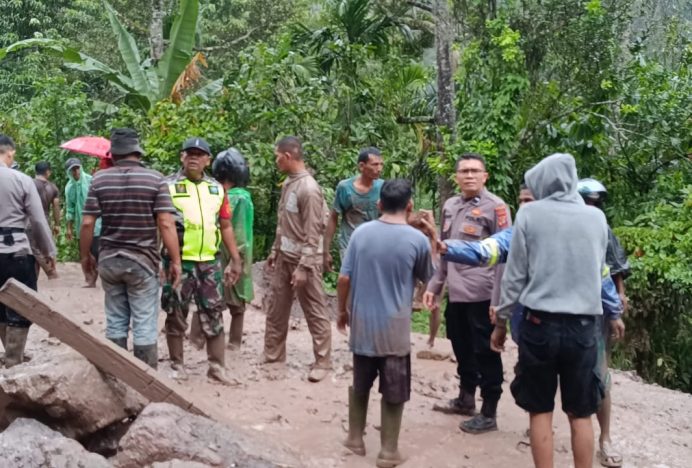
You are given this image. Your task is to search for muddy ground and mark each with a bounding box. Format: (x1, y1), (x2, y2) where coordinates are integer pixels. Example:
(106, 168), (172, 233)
(25, 263), (692, 467)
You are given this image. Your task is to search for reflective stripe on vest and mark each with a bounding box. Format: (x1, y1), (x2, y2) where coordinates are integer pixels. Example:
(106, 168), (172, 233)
(169, 178), (224, 262)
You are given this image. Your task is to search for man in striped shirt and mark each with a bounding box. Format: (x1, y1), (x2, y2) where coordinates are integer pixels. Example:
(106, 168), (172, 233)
(80, 128), (181, 368)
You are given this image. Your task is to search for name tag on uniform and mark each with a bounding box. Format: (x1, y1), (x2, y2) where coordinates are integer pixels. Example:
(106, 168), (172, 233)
(209, 185), (219, 195)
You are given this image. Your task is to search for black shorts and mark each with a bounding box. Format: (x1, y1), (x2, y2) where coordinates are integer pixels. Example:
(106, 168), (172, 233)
(353, 354), (411, 404)
(0, 253), (37, 328)
(510, 310), (604, 418)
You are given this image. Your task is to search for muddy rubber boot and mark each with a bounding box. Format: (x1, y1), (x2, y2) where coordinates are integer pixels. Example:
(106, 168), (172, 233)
(228, 313), (244, 350)
(207, 333), (235, 385)
(134, 344), (158, 370)
(4, 326), (29, 368)
(0, 323), (7, 348)
(166, 334), (188, 380)
(461, 399), (498, 434)
(343, 386), (369, 456)
(109, 337), (127, 349)
(188, 311), (205, 350)
(376, 400), (405, 468)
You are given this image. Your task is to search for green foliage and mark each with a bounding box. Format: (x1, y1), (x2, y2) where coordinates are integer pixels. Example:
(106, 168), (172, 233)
(614, 185), (692, 392)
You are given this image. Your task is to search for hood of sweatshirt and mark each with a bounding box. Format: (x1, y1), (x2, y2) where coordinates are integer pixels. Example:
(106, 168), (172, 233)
(525, 153), (583, 204)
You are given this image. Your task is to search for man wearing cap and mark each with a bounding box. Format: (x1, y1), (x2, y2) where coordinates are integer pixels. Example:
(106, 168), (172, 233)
(80, 128), (181, 368)
(161, 137), (242, 384)
(65, 157), (101, 287)
(0, 134), (56, 367)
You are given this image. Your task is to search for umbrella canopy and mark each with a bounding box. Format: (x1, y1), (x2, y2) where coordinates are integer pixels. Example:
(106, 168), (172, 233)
(60, 136), (111, 159)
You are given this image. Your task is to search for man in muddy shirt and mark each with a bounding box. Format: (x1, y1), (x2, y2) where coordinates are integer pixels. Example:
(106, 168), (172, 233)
(324, 147), (383, 269)
(264, 136), (332, 382)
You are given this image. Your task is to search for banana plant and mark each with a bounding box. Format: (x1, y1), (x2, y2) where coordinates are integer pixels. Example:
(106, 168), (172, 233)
(0, 0), (220, 111)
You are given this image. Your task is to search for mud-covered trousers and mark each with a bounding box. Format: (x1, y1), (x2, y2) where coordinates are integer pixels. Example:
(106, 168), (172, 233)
(263, 253), (331, 368)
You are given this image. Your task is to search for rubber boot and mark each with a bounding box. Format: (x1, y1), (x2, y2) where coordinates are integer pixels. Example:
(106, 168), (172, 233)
(166, 334), (188, 380)
(207, 333), (234, 385)
(376, 400), (405, 468)
(109, 337), (127, 349)
(4, 326), (29, 368)
(460, 399), (498, 434)
(134, 344), (158, 370)
(228, 313), (244, 350)
(0, 323), (7, 348)
(343, 386), (369, 456)
(432, 386), (476, 415)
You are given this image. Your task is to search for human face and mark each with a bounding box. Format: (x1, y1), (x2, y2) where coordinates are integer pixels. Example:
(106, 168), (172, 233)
(455, 159), (488, 197)
(181, 149), (210, 179)
(359, 154), (384, 180)
(274, 147), (291, 173)
(518, 188), (535, 206)
(70, 166), (81, 181)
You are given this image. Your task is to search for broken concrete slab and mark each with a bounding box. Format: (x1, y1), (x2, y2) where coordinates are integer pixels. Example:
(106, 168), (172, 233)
(0, 346), (144, 439)
(0, 418), (111, 468)
(115, 402), (302, 468)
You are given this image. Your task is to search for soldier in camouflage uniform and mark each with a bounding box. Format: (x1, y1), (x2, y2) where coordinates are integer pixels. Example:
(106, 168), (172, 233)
(161, 137), (241, 384)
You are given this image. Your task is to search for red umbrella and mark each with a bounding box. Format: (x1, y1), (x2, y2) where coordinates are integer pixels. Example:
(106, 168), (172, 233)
(60, 136), (111, 159)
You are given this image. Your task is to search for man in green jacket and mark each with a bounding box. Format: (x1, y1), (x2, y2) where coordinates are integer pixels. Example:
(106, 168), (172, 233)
(65, 157), (101, 287)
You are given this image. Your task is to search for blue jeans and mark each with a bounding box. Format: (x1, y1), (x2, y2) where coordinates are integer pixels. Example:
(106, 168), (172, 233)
(99, 256), (160, 346)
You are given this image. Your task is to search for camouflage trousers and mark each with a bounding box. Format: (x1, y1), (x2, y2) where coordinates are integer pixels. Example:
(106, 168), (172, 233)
(161, 260), (225, 338)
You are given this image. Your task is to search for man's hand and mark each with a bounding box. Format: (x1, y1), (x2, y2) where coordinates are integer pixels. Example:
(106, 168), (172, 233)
(324, 252), (333, 273)
(224, 262), (241, 286)
(609, 318), (625, 341)
(80, 254), (96, 283)
(66, 227), (73, 242)
(488, 306), (497, 325)
(422, 291), (438, 312)
(619, 293), (629, 315)
(436, 240), (448, 255)
(291, 267), (307, 289)
(168, 261), (182, 289)
(46, 257), (57, 275)
(490, 325), (507, 353)
(266, 253), (276, 271)
(337, 309), (349, 335)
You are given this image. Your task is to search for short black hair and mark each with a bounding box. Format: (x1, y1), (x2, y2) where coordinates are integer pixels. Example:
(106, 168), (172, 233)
(455, 153), (486, 171)
(35, 161), (51, 175)
(358, 146), (381, 164)
(0, 134), (16, 153)
(380, 178), (412, 213)
(276, 136), (303, 160)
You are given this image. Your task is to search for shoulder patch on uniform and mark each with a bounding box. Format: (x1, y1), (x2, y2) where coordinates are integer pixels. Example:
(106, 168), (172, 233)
(495, 205), (509, 229)
(208, 185), (219, 195)
(175, 183), (187, 194)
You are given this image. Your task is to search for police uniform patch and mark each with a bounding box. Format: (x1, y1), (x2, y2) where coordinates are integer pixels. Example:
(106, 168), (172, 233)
(472, 208), (482, 216)
(495, 205), (509, 229)
(175, 183), (187, 194)
(209, 185), (219, 195)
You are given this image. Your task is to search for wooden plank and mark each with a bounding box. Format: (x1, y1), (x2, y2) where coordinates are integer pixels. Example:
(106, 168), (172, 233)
(0, 278), (211, 418)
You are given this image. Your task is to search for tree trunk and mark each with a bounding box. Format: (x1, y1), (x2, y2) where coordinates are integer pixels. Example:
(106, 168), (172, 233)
(149, 0), (166, 61)
(433, 0), (457, 208)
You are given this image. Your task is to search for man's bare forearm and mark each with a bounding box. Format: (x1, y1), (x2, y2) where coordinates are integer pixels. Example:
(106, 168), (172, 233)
(79, 216), (96, 260)
(157, 212), (181, 264)
(324, 211), (339, 254)
(220, 219), (241, 263)
(337, 274), (351, 314)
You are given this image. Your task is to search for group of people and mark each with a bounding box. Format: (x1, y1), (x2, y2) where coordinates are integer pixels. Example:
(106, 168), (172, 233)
(0, 128), (630, 468)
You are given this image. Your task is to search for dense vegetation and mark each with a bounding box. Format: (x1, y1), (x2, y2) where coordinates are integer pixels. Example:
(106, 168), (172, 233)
(1, 0), (689, 391)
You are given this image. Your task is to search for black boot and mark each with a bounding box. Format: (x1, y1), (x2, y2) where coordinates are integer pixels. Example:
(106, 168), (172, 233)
(460, 399), (498, 434)
(432, 387), (476, 415)
(134, 344), (158, 369)
(109, 337), (127, 349)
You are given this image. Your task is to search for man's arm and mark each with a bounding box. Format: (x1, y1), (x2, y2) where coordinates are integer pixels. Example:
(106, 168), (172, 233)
(220, 218), (242, 285)
(25, 180), (56, 259)
(79, 214), (97, 280)
(157, 212), (182, 289)
(323, 209), (339, 271)
(65, 185), (75, 240)
(489, 204), (512, 307)
(423, 206), (450, 310)
(443, 227), (513, 267)
(336, 274), (351, 333)
(496, 216), (529, 321)
(51, 195), (61, 235)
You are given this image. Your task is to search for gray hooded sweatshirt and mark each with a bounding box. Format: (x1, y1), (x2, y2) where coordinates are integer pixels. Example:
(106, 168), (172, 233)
(497, 153), (608, 319)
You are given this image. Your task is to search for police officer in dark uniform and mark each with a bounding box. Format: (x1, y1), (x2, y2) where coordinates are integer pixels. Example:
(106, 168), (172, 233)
(0, 135), (56, 367)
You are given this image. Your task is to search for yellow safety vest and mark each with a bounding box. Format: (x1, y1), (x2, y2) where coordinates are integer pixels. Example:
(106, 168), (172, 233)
(168, 174), (225, 262)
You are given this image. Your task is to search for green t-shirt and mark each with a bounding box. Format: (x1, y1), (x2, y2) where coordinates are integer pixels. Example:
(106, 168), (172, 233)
(333, 177), (383, 255)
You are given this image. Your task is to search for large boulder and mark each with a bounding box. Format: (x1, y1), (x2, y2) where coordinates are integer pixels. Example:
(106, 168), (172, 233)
(0, 346), (145, 439)
(115, 402), (302, 468)
(0, 418), (111, 468)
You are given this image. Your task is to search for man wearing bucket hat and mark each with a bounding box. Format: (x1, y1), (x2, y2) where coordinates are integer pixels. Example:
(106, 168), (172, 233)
(161, 137), (242, 384)
(65, 156), (101, 287)
(80, 128), (181, 368)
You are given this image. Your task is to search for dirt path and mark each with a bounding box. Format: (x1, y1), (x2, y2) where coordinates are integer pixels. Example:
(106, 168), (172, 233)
(28, 263), (692, 467)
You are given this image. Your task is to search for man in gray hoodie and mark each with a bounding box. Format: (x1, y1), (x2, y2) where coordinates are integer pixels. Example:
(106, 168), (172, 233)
(491, 153), (608, 468)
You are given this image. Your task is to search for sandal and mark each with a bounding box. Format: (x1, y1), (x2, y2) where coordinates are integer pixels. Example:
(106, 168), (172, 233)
(598, 440), (623, 467)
